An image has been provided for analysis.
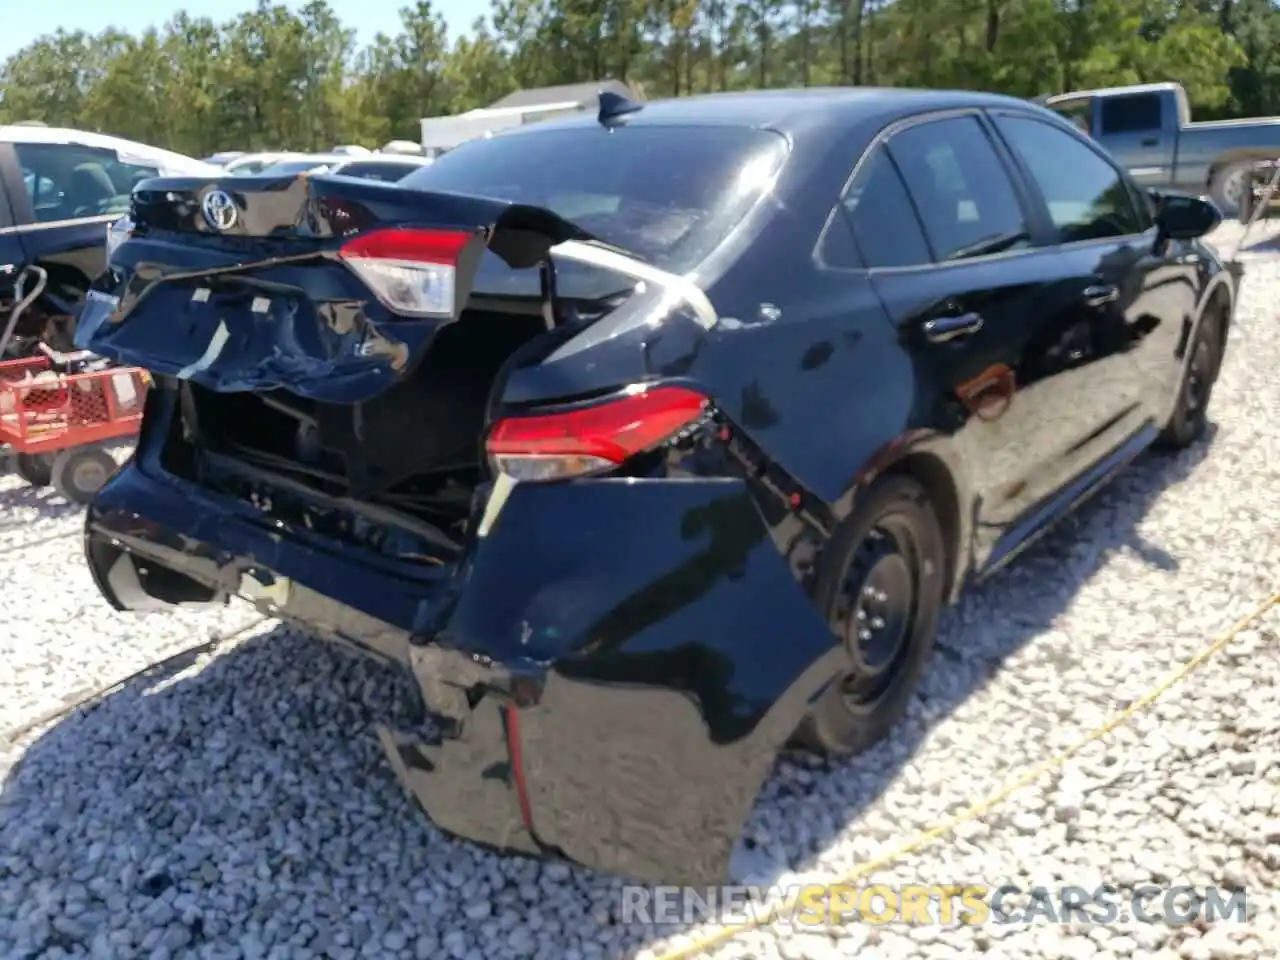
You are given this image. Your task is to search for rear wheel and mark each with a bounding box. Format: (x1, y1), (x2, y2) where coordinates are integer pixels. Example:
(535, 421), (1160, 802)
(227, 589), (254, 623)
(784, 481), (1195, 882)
(50, 447), (117, 504)
(1157, 314), (1221, 450)
(14, 452), (55, 487)
(795, 475), (946, 756)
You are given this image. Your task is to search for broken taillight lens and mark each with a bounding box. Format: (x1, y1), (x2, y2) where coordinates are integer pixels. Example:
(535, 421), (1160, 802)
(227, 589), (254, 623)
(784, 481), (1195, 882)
(338, 227), (477, 318)
(486, 385), (710, 481)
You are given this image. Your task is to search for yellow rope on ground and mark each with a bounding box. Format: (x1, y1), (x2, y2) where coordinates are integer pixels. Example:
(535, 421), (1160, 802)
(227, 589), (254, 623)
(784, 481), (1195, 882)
(652, 592), (1280, 960)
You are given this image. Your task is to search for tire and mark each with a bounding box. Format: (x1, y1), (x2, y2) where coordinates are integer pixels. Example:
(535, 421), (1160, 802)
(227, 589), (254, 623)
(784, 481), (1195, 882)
(1157, 312), (1221, 451)
(14, 452), (55, 487)
(1210, 162), (1253, 218)
(794, 475), (946, 756)
(50, 447), (117, 505)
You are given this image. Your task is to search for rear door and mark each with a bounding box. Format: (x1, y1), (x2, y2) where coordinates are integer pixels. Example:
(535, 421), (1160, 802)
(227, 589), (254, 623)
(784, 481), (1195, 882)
(990, 109), (1194, 429)
(854, 111), (1135, 561)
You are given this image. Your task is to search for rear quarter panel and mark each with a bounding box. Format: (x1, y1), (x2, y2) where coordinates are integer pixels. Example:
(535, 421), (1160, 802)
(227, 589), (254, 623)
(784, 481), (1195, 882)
(504, 115), (934, 516)
(695, 235), (920, 509)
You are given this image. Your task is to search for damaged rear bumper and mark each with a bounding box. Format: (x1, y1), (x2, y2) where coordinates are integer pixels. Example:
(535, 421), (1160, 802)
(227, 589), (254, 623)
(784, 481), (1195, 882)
(85, 462), (844, 884)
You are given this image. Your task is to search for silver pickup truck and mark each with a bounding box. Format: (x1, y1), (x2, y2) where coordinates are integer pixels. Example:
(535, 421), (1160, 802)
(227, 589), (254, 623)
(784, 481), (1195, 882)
(1043, 81), (1280, 215)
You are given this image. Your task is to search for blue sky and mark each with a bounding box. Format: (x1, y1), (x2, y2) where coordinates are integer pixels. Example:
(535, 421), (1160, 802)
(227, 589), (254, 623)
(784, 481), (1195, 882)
(1, 0), (488, 62)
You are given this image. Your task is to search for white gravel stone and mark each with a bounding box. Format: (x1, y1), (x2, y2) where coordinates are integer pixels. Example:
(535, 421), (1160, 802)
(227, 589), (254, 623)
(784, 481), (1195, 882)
(4, 222), (1280, 959)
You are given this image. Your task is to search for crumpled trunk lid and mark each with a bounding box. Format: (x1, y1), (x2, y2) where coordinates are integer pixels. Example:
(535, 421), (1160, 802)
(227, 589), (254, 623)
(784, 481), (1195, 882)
(75, 173), (593, 403)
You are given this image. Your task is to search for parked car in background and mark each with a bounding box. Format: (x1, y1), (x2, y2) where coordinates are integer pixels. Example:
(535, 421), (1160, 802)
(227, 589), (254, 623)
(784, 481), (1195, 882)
(328, 154), (434, 182)
(202, 151), (247, 166)
(254, 154), (348, 176)
(381, 139), (426, 156)
(77, 88), (1232, 886)
(1044, 81), (1280, 215)
(222, 152), (290, 176)
(0, 125), (218, 354)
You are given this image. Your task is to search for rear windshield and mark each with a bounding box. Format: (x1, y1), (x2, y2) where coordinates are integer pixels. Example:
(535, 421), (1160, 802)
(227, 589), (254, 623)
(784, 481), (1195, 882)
(400, 124), (789, 277)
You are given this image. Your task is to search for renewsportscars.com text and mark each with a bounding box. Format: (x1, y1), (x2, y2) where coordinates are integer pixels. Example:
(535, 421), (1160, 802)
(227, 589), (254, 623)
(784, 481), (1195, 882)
(620, 883), (1249, 927)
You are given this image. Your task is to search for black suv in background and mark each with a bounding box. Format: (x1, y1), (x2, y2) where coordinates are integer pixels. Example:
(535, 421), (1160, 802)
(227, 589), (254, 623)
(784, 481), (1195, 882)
(0, 125), (216, 353)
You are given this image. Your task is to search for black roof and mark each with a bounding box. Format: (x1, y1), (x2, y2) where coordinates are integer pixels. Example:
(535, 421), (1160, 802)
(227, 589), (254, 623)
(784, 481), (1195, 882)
(488, 80), (638, 111)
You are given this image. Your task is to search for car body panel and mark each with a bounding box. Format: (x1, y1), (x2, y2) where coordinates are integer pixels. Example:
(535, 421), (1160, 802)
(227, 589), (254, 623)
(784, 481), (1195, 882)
(75, 88), (1234, 884)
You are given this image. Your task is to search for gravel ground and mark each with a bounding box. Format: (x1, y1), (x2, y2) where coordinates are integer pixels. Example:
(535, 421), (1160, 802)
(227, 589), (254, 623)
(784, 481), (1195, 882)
(1, 220), (1279, 960)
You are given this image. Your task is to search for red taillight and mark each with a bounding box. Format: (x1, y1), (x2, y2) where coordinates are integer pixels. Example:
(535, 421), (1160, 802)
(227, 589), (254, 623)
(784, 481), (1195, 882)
(338, 227), (479, 318)
(486, 385), (709, 481)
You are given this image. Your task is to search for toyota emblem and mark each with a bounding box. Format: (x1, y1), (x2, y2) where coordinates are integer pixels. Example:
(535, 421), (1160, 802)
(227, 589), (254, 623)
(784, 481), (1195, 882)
(202, 189), (238, 231)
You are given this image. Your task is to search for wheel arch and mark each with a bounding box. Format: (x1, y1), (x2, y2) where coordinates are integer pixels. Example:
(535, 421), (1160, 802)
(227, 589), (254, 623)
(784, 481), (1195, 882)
(1194, 272), (1234, 372)
(880, 451), (967, 603)
(837, 434), (974, 605)
(1205, 151), (1270, 190)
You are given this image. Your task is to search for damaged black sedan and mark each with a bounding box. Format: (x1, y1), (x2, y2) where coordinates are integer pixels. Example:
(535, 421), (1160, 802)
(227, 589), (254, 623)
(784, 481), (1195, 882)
(76, 88), (1234, 885)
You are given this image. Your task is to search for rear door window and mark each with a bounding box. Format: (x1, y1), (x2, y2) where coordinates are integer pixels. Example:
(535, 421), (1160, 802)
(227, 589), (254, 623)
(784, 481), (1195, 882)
(14, 142), (158, 223)
(884, 116), (1032, 262)
(837, 145), (932, 268)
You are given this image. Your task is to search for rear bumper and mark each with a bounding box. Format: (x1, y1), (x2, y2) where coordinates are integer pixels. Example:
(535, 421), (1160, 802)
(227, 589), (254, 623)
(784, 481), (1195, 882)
(85, 462), (844, 884)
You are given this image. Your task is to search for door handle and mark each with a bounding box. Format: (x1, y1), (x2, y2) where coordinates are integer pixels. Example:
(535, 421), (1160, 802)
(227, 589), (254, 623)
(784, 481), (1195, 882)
(1141, 137), (1158, 147)
(923, 312), (984, 343)
(1082, 284), (1119, 307)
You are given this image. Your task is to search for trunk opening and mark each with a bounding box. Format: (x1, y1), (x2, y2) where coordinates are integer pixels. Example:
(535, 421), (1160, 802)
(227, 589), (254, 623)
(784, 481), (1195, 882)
(158, 304), (555, 567)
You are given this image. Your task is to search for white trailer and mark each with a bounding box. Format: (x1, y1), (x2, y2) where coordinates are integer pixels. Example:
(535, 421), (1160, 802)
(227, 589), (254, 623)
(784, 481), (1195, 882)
(419, 100), (588, 154)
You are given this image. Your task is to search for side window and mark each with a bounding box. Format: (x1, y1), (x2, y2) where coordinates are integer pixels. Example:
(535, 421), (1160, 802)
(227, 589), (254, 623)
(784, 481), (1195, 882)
(839, 146), (931, 268)
(885, 116), (1031, 262)
(993, 115), (1146, 243)
(1099, 94), (1162, 135)
(13, 143), (157, 224)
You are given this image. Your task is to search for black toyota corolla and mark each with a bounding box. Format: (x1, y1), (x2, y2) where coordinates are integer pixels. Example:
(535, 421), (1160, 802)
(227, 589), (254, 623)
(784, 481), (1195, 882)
(75, 88), (1234, 885)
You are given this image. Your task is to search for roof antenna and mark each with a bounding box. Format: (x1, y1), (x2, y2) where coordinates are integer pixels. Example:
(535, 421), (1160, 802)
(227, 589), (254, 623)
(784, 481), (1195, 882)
(597, 90), (643, 128)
